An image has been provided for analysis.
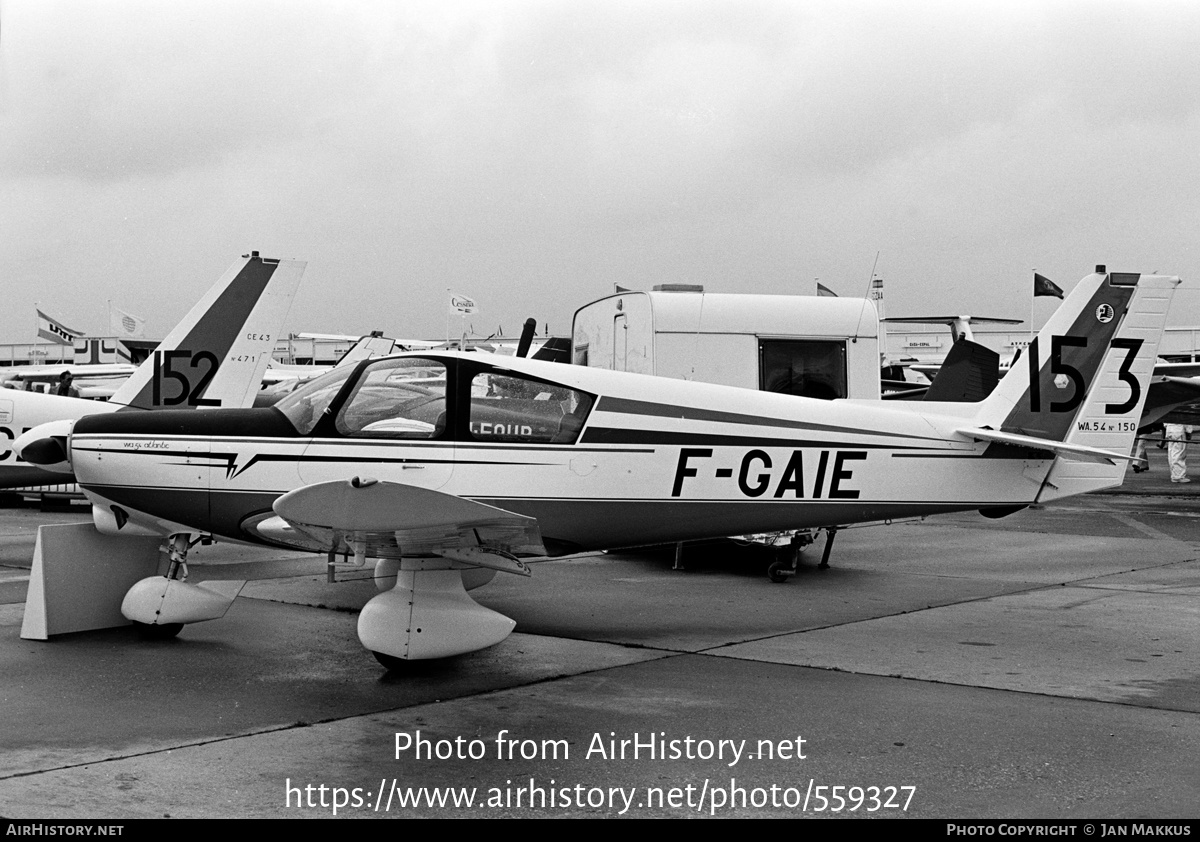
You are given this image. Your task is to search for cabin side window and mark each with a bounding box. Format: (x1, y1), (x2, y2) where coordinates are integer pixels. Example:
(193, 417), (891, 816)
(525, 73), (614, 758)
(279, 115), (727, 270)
(334, 358), (448, 439)
(759, 339), (847, 400)
(467, 371), (594, 444)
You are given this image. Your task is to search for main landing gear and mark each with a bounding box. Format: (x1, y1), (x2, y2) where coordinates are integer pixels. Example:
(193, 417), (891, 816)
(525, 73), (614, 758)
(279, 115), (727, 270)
(358, 560), (518, 666)
(133, 620), (184, 639)
(765, 527), (838, 583)
(372, 650), (407, 671)
(766, 546), (797, 583)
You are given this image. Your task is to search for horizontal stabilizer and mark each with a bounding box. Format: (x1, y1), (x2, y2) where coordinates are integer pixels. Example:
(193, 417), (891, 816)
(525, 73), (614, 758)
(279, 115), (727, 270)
(956, 426), (1133, 464)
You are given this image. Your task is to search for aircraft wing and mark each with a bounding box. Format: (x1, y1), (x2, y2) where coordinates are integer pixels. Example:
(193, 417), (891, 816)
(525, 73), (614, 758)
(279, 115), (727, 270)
(262, 478), (546, 573)
(882, 316), (1024, 325)
(1154, 361), (1200, 377)
(1140, 376), (1200, 428)
(262, 364), (329, 385)
(881, 380), (929, 400)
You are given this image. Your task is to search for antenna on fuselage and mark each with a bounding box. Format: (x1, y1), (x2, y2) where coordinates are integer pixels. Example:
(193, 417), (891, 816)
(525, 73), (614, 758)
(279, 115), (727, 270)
(854, 251), (883, 359)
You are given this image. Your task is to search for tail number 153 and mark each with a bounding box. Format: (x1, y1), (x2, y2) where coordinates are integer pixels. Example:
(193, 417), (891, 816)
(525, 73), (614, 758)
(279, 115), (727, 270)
(1027, 336), (1142, 415)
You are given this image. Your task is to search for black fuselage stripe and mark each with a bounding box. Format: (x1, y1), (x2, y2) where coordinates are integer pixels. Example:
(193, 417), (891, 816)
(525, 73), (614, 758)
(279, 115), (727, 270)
(70, 436), (652, 454)
(580, 428), (953, 449)
(594, 396), (949, 442)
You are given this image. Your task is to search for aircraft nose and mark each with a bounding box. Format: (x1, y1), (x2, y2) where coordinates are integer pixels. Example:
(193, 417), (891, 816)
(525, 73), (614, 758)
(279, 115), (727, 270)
(15, 420), (76, 473)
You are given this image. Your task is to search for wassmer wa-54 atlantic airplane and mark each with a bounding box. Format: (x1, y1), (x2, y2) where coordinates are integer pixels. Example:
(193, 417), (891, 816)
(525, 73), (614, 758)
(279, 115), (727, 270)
(17, 269), (1179, 668)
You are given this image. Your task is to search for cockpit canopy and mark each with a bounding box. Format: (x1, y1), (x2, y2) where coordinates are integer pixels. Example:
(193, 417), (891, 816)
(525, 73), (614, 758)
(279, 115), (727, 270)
(274, 356), (594, 444)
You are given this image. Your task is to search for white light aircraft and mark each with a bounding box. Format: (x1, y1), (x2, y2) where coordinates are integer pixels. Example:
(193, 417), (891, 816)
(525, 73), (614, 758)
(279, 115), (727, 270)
(17, 269), (1178, 668)
(1, 253), (305, 487)
(261, 333), (424, 385)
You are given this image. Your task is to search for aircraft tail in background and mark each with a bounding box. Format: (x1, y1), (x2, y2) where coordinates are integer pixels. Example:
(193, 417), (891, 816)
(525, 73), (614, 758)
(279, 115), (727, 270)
(113, 253), (305, 410)
(4, 253), (305, 484)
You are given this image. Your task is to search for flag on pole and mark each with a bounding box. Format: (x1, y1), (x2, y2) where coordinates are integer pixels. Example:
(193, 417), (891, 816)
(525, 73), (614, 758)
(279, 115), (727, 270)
(449, 292), (477, 315)
(869, 276), (886, 320)
(816, 282), (837, 297)
(36, 309), (83, 345)
(109, 305), (146, 338)
(1033, 272), (1064, 299)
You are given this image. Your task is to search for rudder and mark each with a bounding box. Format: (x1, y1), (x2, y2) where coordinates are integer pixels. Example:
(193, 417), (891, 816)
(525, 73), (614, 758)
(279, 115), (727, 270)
(1037, 273), (1179, 500)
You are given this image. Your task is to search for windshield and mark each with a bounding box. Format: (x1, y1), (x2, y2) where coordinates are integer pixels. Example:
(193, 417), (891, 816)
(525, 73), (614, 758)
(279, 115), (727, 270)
(274, 366), (356, 434)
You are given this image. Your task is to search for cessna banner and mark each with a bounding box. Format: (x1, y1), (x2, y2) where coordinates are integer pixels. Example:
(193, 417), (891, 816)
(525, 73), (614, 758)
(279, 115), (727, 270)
(18, 269), (1179, 667)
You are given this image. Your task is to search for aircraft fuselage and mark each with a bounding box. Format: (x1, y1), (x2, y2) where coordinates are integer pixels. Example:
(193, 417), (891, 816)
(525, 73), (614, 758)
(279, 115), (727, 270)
(68, 352), (1050, 555)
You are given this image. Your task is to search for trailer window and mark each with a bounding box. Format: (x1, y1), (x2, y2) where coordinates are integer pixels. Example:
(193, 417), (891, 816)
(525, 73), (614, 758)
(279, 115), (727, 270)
(759, 340), (847, 400)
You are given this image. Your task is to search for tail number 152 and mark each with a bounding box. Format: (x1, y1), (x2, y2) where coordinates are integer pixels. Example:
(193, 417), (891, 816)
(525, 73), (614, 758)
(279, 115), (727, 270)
(152, 350), (220, 407)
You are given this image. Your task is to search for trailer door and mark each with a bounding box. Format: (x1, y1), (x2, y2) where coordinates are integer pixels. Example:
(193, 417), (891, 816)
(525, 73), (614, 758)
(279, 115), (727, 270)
(613, 314), (628, 371)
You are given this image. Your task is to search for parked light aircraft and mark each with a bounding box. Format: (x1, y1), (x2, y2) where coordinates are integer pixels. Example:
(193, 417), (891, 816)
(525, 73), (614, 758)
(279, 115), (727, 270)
(2, 371), (133, 401)
(17, 269), (1178, 667)
(261, 333), (430, 386)
(1, 363), (137, 386)
(253, 333), (412, 406)
(0, 253), (304, 487)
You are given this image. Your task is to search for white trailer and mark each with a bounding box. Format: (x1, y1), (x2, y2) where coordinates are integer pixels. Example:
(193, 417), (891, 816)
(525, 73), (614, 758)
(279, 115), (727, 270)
(571, 286), (881, 400)
(571, 285), (882, 580)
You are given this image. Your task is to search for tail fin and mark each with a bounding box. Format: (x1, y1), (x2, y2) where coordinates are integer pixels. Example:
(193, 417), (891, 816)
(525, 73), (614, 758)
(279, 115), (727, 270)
(110, 254), (305, 410)
(922, 339), (999, 402)
(971, 269), (1180, 499)
(335, 332), (399, 367)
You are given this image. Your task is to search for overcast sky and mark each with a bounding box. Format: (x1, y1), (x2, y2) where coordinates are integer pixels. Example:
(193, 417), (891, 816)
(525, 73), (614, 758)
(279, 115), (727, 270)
(3, 0), (1199, 345)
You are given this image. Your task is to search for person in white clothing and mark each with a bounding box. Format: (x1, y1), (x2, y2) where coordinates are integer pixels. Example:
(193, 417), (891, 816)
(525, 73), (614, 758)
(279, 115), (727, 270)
(1164, 423), (1193, 483)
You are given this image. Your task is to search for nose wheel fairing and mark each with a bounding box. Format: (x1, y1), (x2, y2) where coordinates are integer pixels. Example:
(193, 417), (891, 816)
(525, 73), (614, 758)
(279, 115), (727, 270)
(121, 577), (244, 626)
